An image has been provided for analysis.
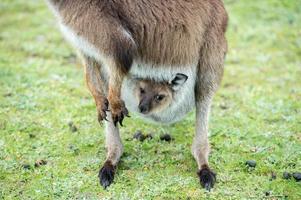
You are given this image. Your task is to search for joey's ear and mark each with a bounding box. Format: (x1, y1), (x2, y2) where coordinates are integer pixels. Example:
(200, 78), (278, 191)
(170, 73), (188, 90)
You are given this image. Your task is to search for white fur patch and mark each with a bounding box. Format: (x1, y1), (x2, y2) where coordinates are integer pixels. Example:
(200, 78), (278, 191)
(46, 2), (107, 63)
(122, 62), (197, 124)
(59, 24), (104, 62)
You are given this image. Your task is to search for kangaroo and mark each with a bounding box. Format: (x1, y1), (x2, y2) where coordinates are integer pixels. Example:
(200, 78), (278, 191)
(46, 0), (228, 190)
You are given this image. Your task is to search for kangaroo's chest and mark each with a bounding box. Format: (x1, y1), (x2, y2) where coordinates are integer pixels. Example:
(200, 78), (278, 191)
(121, 61), (197, 124)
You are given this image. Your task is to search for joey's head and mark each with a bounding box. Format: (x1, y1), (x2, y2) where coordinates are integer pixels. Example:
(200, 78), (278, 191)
(135, 73), (188, 114)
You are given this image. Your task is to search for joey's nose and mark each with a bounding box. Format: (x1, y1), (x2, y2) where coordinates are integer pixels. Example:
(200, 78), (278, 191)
(139, 104), (149, 114)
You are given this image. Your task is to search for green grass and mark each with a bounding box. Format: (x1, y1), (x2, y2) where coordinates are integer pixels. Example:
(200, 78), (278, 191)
(0, 0), (300, 199)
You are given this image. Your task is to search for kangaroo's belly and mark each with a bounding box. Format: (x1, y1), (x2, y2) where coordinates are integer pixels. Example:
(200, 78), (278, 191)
(121, 61), (197, 124)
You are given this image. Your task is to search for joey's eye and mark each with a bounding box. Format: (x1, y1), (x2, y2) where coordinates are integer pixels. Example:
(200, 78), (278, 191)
(140, 88), (145, 94)
(155, 95), (165, 101)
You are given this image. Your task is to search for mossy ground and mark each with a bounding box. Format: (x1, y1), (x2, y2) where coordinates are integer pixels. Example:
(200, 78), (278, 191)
(0, 0), (300, 199)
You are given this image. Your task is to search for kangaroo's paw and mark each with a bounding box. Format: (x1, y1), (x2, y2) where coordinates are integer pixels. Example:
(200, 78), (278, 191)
(197, 166), (216, 191)
(96, 97), (109, 123)
(110, 100), (129, 126)
(99, 161), (116, 189)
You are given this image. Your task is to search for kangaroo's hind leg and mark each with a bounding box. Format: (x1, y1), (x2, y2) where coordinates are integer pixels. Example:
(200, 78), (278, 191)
(193, 29), (227, 191)
(99, 112), (123, 188)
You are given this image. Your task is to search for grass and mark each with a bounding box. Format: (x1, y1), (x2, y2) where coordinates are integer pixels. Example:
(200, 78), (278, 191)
(0, 0), (300, 199)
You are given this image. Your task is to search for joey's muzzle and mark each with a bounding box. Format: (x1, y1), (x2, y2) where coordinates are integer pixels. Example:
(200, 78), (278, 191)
(138, 98), (151, 114)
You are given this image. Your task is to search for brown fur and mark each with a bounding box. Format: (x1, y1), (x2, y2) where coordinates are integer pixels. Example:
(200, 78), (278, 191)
(48, 0), (227, 66)
(46, 0), (228, 190)
(83, 56), (109, 122)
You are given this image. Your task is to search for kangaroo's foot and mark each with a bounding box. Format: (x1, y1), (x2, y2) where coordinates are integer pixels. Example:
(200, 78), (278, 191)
(99, 160), (116, 189)
(197, 165), (216, 191)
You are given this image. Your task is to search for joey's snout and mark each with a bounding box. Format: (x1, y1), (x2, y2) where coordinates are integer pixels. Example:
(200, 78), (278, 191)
(138, 98), (151, 114)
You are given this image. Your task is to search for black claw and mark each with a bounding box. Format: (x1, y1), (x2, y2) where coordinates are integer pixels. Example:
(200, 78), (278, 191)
(99, 161), (115, 189)
(119, 120), (123, 127)
(112, 113), (125, 127)
(113, 119), (118, 126)
(111, 101), (129, 127)
(98, 116), (103, 124)
(97, 109), (108, 124)
(119, 115), (124, 124)
(96, 98), (110, 124)
(198, 166), (216, 191)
